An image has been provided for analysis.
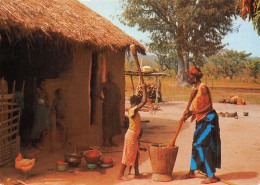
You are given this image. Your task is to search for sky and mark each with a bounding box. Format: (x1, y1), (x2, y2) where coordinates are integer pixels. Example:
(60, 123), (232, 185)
(79, 0), (260, 57)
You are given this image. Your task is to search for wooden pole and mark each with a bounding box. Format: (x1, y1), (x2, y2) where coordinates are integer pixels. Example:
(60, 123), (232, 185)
(169, 115), (187, 147)
(130, 75), (135, 95)
(130, 45), (144, 84)
(155, 76), (159, 105)
(130, 44), (153, 110)
(211, 75), (213, 90)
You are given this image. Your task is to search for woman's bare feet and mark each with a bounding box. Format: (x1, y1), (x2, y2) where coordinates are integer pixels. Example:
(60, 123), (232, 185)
(201, 176), (220, 184)
(180, 170), (196, 180)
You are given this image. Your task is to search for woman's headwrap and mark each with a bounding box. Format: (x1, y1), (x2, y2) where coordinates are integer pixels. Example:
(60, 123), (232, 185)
(189, 66), (203, 78)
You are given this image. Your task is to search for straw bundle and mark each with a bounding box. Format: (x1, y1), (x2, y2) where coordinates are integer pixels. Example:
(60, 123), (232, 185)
(0, 0), (145, 54)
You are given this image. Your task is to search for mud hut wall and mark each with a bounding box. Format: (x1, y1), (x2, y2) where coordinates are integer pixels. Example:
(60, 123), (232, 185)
(44, 48), (126, 146)
(80, 49), (126, 146)
(68, 47), (92, 141)
(103, 49), (126, 128)
(45, 47), (92, 144)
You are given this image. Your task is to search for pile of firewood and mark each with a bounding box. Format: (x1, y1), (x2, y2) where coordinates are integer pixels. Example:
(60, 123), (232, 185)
(218, 112), (238, 119)
(218, 96), (246, 105)
(136, 83), (157, 102)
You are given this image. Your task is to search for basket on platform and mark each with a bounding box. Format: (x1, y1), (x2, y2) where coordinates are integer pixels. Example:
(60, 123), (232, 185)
(83, 149), (102, 164)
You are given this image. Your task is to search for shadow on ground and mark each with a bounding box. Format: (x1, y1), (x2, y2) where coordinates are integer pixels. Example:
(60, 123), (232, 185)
(218, 171), (258, 180)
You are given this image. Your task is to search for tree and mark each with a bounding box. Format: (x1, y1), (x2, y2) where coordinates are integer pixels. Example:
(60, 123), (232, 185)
(240, 0), (260, 35)
(203, 62), (219, 79)
(148, 36), (178, 72)
(245, 59), (260, 79)
(207, 50), (251, 79)
(119, 0), (236, 85)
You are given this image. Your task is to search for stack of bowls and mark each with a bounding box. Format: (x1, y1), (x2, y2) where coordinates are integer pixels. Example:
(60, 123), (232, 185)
(99, 158), (113, 168)
(83, 150), (102, 169)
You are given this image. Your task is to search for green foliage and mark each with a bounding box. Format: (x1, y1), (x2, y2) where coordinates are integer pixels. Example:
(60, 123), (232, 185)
(125, 59), (136, 71)
(190, 55), (207, 67)
(125, 58), (159, 71)
(119, 0), (237, 84)
(206, 49), (251, 79)
(148, 37), (177, 72)
(203, 62), (219, 78)
(245, 59), (260, 79)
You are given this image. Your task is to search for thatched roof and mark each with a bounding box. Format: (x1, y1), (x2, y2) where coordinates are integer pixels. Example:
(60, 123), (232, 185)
(0, 0), (145, 54)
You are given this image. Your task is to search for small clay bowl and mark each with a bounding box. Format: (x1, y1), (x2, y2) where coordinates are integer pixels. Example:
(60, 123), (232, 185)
(56, 162), (68, 172)
(243, 112), (249, 116)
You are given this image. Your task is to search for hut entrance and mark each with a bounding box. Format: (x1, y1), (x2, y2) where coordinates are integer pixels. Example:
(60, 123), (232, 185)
(90, 53), (98, 125)
(0, 32), (72, 147)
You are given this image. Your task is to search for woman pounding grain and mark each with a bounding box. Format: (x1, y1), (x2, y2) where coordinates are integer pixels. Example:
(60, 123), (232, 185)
(118, 84), (147, 181)
(181, 66), (221, 184)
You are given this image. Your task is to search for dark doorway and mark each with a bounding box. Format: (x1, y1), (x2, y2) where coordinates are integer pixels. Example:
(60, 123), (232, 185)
(0, 32), (72, 146)
(90, 53), (98, 125)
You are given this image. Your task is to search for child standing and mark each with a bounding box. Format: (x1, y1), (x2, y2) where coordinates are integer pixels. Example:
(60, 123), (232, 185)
(118, 84), (147, 180)
(51, 88), (68, 148)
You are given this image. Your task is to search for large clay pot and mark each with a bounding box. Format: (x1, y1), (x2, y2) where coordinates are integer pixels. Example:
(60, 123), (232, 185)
(149, 144), (179, 182)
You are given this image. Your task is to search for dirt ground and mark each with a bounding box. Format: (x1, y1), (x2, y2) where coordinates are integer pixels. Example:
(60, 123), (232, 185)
(1, 100), (260, 185)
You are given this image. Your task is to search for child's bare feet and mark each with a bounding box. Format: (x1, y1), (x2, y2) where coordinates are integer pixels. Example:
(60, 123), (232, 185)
(134, 173), (146, 179)
(118, 176), (130, 181)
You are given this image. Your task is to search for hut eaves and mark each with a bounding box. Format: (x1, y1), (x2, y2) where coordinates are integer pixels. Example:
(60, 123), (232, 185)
(0, 0), (145, 54)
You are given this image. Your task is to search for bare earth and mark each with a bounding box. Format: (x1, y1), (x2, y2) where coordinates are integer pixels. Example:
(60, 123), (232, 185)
(1, 101), (260, 185)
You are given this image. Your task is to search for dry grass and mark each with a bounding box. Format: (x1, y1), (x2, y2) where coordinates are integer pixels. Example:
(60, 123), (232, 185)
(125, 76), (260, 104)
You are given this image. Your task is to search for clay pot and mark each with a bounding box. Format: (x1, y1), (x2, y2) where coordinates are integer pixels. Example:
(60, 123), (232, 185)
(83, 150), (102, 164)
(64, 153), (82, 167)
(149, 144), (179, 182)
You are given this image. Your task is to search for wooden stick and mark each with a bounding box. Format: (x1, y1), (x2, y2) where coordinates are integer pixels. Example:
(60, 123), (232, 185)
(130, 75), (135, 95)
(0, 139), (16, 148)
(0, 129), (19, 140)
(130, 44), (153, 109)
(17, 180), (27, 185)
(169, 115), (187, 147)
(0, 142), (17, 152)
(0, 102), (19, 106)
(130, 45), (144, 84)
(0, 116), (20, 128)
(0, 108), (20, 115)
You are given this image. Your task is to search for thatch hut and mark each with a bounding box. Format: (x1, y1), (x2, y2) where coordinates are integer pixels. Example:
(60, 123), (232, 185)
(0, 0), (145, 147)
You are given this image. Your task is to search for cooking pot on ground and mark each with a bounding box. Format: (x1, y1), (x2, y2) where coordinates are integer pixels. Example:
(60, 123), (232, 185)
(64, 153), (82, 167)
